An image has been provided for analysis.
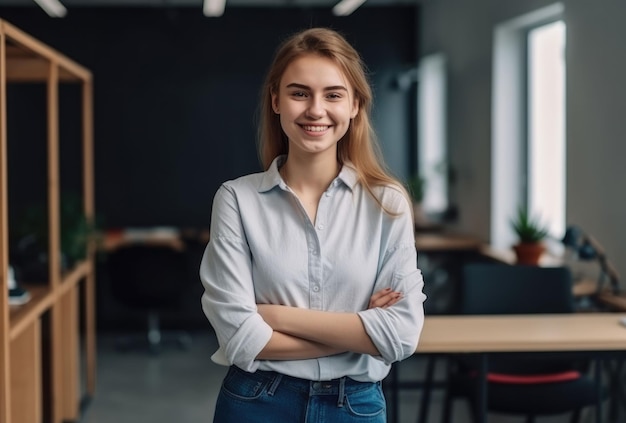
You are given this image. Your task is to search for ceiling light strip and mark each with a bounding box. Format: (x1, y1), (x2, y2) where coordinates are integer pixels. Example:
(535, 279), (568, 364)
(33, 0), (67, 17)
(204, 0), (226, 17)
(332, 0), (367, 16)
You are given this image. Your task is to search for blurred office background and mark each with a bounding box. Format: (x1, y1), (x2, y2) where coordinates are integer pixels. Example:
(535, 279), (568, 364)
(1, 0), (625, 422)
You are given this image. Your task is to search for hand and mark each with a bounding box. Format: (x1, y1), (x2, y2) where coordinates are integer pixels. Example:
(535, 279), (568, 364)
(368, 288), (403, 309)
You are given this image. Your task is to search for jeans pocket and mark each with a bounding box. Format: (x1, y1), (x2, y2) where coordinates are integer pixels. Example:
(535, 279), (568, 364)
(221, 368), (270, 401)
(344, 384), (386, 418)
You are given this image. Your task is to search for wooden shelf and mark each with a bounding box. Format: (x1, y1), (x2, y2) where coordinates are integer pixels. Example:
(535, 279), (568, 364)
(60, 260), (92, 295)
(8, 260), (91, 341)
(0, 19), (96, 423)
(9, 285), (53, 341)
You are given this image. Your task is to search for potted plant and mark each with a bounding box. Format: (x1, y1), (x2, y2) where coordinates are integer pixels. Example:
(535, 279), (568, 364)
(12, 193), (103, 280)
(510, 207), (549, 265)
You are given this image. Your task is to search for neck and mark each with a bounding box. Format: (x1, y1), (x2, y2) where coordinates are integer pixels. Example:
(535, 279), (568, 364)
(281, 154), (340, 194)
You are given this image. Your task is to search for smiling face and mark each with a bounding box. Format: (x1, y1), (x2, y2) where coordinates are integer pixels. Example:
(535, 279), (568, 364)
(271, 54), (359, 160)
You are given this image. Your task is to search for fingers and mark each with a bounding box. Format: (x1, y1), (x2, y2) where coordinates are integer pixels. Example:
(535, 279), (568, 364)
(369, 288), (391, 303)
(382, 292), (402, 308)
(368, 288), (403, 309)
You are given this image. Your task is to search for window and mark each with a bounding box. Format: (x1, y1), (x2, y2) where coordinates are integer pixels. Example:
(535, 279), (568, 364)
(527, 20), (566, 240)
(418, 53), (448, 215)
(491, 3), (566, 249)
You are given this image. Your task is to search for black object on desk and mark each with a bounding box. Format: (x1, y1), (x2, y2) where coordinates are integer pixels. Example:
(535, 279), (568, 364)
(562, 225), (621, 296)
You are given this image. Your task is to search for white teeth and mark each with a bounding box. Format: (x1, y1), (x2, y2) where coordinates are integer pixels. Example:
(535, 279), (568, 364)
(302, 125), (329, 132)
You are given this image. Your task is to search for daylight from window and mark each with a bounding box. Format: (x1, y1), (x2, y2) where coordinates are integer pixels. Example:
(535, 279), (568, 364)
(527, 20), (566, 238)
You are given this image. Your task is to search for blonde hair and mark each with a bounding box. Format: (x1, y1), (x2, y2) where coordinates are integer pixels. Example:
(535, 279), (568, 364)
(258, 27), (409, 214)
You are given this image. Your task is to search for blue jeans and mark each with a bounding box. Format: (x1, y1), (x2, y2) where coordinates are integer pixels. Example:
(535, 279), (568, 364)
(213, 366), (387, 422)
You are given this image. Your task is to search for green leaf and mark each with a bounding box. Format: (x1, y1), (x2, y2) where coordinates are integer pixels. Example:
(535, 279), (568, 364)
(510, 207), (549, 243)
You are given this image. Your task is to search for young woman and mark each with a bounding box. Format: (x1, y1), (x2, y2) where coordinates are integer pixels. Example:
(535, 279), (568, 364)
(200, 27), (426, 422)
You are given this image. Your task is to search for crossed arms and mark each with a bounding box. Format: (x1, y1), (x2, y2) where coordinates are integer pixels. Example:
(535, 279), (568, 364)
(256, 288), (402, 360)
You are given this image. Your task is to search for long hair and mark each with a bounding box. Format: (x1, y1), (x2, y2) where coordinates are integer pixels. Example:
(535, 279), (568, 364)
(258, 28), (409, 214)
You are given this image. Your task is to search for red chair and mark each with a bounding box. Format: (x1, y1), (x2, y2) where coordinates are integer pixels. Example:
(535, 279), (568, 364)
(442, 264), (604, 423)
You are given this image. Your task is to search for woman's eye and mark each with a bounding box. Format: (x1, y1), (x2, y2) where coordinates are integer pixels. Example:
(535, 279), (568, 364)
(291, 91), (307, 98)
(327, 93), (342, 100)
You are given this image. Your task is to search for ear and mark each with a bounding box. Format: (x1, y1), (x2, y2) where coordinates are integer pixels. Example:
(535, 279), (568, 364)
(350, 99), (359, 119)
(271, 91), (280, 114)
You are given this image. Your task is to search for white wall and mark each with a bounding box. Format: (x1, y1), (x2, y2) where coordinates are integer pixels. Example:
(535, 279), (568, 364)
(420, 0), (626, 287)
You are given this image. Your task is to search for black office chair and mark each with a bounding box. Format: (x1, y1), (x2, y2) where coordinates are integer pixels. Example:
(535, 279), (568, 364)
(106, 244), (192, 354)
(442, 263), (603, 423)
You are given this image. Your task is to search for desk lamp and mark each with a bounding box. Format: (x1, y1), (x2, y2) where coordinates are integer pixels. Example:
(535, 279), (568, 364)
(562, 225), (621, 295)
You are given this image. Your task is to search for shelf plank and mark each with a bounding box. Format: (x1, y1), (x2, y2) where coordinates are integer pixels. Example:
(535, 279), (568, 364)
(9, 285), (53, 341)
(0, 20), (91, 81)
(9, 260), (91, 341)
(59, 260), (91, 296)
(10, 319), (41, 423)
(1, 21), (11, 423)
(60, 286), (79, 420)
(6, 57), (84, 82)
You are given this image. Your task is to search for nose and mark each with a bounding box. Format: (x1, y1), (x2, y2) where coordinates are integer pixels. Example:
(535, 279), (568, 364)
(306, 96), (326, 119)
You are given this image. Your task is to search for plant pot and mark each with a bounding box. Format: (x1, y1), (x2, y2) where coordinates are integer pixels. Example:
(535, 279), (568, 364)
(512, 242), (546, 266)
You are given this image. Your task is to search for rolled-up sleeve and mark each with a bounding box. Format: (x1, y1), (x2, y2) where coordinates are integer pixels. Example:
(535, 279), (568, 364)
(200, 184), (273, 371)
(357, 192), (426, 364)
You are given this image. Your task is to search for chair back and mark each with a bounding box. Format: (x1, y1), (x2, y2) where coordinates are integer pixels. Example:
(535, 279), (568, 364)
(462, 263), (577, 374)
(462, 263), (575, 315)
(107, 244), (188, 309)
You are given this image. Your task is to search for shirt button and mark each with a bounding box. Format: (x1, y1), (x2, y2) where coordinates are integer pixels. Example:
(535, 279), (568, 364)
(325, 192), (331, 197)
(313, 285), (320, 292)
(317, 224), (324, 230)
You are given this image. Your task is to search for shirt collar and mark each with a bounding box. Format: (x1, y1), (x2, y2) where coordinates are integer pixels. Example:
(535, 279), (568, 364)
(257, 155), (359, 193)
(258, 156), (286, 193)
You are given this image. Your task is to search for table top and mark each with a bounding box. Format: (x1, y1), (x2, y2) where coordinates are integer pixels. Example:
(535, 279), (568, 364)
(417, 313), (626, 353)
(101, 227), (210, 252)
(414, 233), (484, 252)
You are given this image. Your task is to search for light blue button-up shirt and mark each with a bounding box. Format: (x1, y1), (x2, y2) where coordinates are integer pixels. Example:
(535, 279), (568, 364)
(200, 156), (426, 382)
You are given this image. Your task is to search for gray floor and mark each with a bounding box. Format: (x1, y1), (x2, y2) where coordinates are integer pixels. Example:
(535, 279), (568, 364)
(79, 331), (599, 423)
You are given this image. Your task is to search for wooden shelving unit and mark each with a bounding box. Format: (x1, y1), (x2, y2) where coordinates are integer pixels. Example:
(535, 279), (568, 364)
(0, 20), (95, 423)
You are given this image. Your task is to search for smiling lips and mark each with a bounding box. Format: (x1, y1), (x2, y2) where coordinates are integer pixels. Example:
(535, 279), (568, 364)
(301, 125), (330, 132)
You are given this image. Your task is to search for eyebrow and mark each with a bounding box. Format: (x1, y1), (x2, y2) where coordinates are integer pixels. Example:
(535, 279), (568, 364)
(285, 83), (348, 92)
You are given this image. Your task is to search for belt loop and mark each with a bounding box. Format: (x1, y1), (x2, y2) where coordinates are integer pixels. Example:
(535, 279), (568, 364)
(267, 374), (283, 396)
(337, 377), (345, 407)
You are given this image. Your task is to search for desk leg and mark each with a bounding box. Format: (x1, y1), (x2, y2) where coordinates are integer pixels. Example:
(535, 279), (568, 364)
(418, 356), (436, 423)
(476, 354), (487, 423)
(389, 363), (398, 423)
(605, 357), (625, 423)
(595, 358), (603, 423)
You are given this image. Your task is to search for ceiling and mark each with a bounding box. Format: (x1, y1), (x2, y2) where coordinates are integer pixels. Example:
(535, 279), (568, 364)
(0, 0), (418, 7)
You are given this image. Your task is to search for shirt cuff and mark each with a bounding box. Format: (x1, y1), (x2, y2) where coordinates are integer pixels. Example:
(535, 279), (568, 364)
(224, 312), (274, 372)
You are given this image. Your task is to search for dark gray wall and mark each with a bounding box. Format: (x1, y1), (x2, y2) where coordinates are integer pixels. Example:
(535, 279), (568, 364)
(2, 6), (418, 230)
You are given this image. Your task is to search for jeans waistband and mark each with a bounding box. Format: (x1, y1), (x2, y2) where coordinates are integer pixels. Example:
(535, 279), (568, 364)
(232, 366), (377, 396)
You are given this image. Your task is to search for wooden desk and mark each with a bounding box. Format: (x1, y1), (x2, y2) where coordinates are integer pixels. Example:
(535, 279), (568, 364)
(103, 227), (185, 251)
(412, 313), (626, 423)
(415, 233), (483, 253)
(102, 227), (210, 252)
(418, 313), (626, 353)
(477, 245), (602, 300)
(413, 233), (485, 316)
